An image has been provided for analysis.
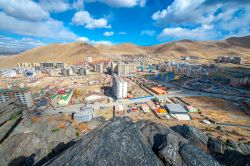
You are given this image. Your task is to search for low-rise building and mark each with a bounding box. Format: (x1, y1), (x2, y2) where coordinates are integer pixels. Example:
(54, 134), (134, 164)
(40, 62), (64, 69)
(217, 56), (242, 64)
(165, 104), (191, 120)
(1, 69), (17, 78)
(0, 87), (33, 107)
(74, 106), (94, 122)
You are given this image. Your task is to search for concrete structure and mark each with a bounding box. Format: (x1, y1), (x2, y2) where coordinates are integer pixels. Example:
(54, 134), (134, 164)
(159, 61), (211, 78)
(74, 105), (94, 122)
(73, 110), (93, 122)
(0, 87), (33, 107)
(1, 69), (17, 78)
(61, 68), (68, 76)
(166, 104), (191, 120)
(113, 74), (128, 99)
(95, 63), (103, 73)
(40, 62), (64, 69)
(17, 62), (40, 68)
(217, 56), (242, 64)
(86, 57), (93, 63)
(112, 62), (136, 77)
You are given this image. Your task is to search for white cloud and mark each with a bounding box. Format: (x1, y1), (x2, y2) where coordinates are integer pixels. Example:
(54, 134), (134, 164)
(91, 40), (113, 45)
(118, 32), (127, 35)
(153, 0), (250, 41)
(77, 37), (113, 45)
(72, 11), (111, 29)
(104, 31), (114, 36)
(141, 30), (155, 36)
(39, 0), (71, 13)
(72, 0), (84, 10)
(77, 37), (90, 43)
(0, 35), (45, 54)
(0, 0), (49, 21)
(158, 25), (217, 41)
(85, 0), (146, 8)
(0, 12), (77, 40)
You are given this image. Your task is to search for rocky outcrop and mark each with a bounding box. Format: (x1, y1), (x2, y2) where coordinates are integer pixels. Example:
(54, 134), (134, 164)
(0, 100), (23, 142)
(45, 117), (219, 166)
(207, 137), (224, 155)
(0, 116), (77, 166)
(1, 116), (249, 166)
(171, 125), (209, 148)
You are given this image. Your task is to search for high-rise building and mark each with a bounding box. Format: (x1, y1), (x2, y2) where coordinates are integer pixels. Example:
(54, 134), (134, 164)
(112, 74), (127, 99)
(0, 87), (33, 107)
(86, 57), (93, 63)
(112, 62), (137, 77)
(96, 63), (103, 73)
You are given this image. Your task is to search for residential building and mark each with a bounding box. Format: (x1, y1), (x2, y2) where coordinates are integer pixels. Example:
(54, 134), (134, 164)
(113, 74), (128, 99)
(112, 62), (136, 77)
(86, 57), (93, 63)
(217, 56), (242, 64)
(40, 62), (64, 69)
(96, 63), (103, 73)
(1, 69), (17, 78)
(17, 62), (40, 68)
(0, 87), (33, 107)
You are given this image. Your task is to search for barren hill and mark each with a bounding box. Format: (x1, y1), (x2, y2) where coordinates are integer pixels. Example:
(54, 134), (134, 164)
(0, 42), (102, 68)
(96, 43), (146, 56)
(0, 36), (250, 68)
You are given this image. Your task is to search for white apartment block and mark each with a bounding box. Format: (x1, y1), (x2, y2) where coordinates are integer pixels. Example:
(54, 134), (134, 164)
(113, 74), (128, 99)
(112, 62), (136, 77)
(0, 88), (33, 107)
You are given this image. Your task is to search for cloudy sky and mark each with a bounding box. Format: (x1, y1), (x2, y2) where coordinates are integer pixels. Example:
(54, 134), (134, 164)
(0, 0), (250, 54)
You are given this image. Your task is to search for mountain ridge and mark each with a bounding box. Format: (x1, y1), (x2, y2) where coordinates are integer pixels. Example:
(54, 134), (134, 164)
(0, 35), (250, 67)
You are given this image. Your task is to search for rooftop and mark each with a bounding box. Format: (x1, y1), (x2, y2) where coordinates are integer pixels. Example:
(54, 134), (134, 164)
(165, 104), (187, 114)
(0, 87), (30, 93)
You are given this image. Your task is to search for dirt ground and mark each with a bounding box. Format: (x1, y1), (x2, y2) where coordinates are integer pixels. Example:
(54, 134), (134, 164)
(170, 96), (250, 142)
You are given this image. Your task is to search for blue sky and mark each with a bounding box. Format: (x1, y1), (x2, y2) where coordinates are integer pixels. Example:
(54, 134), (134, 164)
(0, 0), (250, 54)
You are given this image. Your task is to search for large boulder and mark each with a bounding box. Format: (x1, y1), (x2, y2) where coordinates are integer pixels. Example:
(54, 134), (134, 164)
(0, 116), (78, 165)
(0, 133), (49, 166)
(180, 144), (220, 166)
(207, 137), (224, 155)
(45, 117), (220, 166)
(45, 117), (164, 166)
(171, 125), (209, 148)
(0, 100), (23, 142)
(238, 143), (250, 155)
(88, 116), (106, 129)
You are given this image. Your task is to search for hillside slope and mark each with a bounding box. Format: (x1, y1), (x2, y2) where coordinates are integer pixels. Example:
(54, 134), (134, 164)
(0, 42), (103, 68)
(0, 36), (250, 68)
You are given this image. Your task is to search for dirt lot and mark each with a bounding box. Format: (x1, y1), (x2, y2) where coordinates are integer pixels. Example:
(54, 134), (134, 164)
(169, 96), (250, 142)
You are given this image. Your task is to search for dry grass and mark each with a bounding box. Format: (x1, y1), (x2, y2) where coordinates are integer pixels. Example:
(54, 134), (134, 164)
(1, 38), (250, 68)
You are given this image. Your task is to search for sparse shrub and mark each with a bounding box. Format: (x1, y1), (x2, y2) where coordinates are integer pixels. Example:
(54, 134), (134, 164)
(51, 128), (60, 132)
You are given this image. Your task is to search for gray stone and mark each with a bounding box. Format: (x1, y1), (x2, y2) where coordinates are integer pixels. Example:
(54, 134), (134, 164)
(238, 143), (250, 155)
(172, 125), (209, 147)
(88, 116), (106, 129)
(180, 144), (220, 166)
(0, 133), (49, 166)
(208, 137), (224, 154)
(45, 117), (164, 166)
